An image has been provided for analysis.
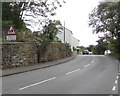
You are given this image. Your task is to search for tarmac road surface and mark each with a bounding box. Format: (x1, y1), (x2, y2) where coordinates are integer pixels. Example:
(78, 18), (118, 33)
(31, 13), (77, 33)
(2, 55), (119, 94)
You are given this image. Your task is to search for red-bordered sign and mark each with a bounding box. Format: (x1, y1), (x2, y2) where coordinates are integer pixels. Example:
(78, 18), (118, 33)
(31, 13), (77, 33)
(6, 25), (16, 35)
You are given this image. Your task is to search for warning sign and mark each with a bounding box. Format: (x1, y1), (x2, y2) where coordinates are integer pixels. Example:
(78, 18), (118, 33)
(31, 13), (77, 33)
(6, 25), (16, 35)
(6, 25), (16, 41)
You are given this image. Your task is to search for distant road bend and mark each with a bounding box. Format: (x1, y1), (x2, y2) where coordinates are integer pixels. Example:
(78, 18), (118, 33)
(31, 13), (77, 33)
(2, 55), (119, 94)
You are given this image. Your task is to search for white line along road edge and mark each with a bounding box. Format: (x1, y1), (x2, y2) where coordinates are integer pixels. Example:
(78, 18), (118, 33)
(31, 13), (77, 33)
(19, 77), (56, 90)
(112, 76), (119, 91)
(112, 86), (116, 91)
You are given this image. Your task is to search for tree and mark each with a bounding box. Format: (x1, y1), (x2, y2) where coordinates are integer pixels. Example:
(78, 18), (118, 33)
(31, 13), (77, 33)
(93, 37), (108, 55)
(2, 1), (65, 41)
(20, 0), (65, 31)
(89, 1), (120, 54)
(2, 1), (65, 31)
(2, 2), (26, 31)
(2, 2), (28, 41)
(87, 45), (94, 52)
(41, 20), (62, 40)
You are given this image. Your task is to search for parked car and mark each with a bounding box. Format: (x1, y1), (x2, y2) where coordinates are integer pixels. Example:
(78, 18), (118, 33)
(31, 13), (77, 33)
(89, 51), (93, 55)
(104, 50), (111, 55)
(82, 50), (89, 55)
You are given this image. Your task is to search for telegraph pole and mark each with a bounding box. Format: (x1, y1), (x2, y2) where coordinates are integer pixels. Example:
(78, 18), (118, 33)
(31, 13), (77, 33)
(64, 21), (65, 43)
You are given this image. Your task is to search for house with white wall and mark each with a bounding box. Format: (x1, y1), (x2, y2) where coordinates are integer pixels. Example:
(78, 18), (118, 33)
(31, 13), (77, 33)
(57, 27), (80, 51)
(71, 36), (80, 49)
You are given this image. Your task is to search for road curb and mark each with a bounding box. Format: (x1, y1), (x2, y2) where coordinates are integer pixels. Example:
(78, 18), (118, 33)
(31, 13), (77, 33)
(1, 54), (77, 77)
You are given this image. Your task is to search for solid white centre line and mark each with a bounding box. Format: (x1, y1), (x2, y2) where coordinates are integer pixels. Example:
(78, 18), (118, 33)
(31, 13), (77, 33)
(66, 69), (80, 75)
(112, 86), (116, 91)
(84, 64), (90, 68)
(19, 77), (56, 90)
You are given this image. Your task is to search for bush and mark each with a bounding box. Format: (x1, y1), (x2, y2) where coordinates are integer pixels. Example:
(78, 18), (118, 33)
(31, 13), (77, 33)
(109, 52), (120, 60)
(73, 47), (77, 51)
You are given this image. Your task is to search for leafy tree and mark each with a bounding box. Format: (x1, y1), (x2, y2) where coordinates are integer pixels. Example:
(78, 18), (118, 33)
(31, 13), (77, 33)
(89, 1), (120, 54)
(2, 1), (65, 41)
(2, 1), (65, 30)
(20, 0), (65, 30)
(2, 2), (28, 41)
(73, 46), (77, 51)
(2, 2), (26, 31)
(41, 20), (62, 40)
(93, 37), (108, 55)
(87, 45), (94, 52)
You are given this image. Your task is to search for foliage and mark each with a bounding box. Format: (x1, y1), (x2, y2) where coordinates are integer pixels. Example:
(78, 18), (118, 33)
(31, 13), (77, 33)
(73, 46), (77, 51)
(93, 37), (108, 55)
(109, 52), (120, 60)
(2, 2), (29, 42)
(2, 2), (26, 31)
(41, 20), (62, 40)
(89, 2), (120, 36)
(89, 1), (120, 56)
(2, 1), (65, 30)
(2, 1), (64, 42)
(16, 30), (25, 42)
(80, 47), (87, 52)
(87, 45), (94, 52)
(16, 30), (35, 42)
(20, 0), (65, 30)
(108, 38), (118, 53)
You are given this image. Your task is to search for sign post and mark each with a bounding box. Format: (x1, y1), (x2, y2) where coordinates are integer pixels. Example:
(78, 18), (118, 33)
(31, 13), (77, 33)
(6, 25), (16, 67)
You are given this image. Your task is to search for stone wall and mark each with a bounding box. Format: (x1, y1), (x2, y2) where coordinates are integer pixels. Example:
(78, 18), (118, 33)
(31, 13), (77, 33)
(2, 42), (38, 68)
(39, 42), (72, 62)
(2, 42), (72, 69)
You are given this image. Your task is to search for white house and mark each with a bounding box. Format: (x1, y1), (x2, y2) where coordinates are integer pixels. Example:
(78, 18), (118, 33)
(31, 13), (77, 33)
(57, 27), (80, 51)
(71, 36), (80, 49)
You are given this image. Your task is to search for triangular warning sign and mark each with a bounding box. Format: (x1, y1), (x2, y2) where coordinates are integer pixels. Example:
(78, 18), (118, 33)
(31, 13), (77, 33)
(7, 25), (16, 35)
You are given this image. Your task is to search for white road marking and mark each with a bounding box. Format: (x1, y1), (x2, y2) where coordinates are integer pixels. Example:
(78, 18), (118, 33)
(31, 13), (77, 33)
(116, 60), (119, 63)
(112, 86), (116, 91)
(117, 76), (119, 79)
(84, 64), (90, 68)
(115, 80), (118, 84)
(91, 60), (94, 63)
(19, 77), (56, 90)
(66, 69), (80, 75)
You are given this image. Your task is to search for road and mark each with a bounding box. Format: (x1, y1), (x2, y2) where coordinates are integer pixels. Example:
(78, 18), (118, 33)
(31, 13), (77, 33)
(2, 55), (119, 94)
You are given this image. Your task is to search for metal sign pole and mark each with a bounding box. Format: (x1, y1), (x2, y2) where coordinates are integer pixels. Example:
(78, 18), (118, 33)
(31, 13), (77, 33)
(10, 40), (12, 68)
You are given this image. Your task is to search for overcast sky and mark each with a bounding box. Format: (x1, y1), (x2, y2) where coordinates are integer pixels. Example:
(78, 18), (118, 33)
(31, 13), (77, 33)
(53, 0), (101, 47)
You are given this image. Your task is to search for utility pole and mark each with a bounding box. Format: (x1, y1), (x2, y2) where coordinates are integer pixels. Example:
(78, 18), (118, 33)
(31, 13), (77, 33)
(64, 21), (65, 43)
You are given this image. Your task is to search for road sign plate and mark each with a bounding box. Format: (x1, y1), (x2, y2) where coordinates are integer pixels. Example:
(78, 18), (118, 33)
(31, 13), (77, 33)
(7, 35), (16, 41)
